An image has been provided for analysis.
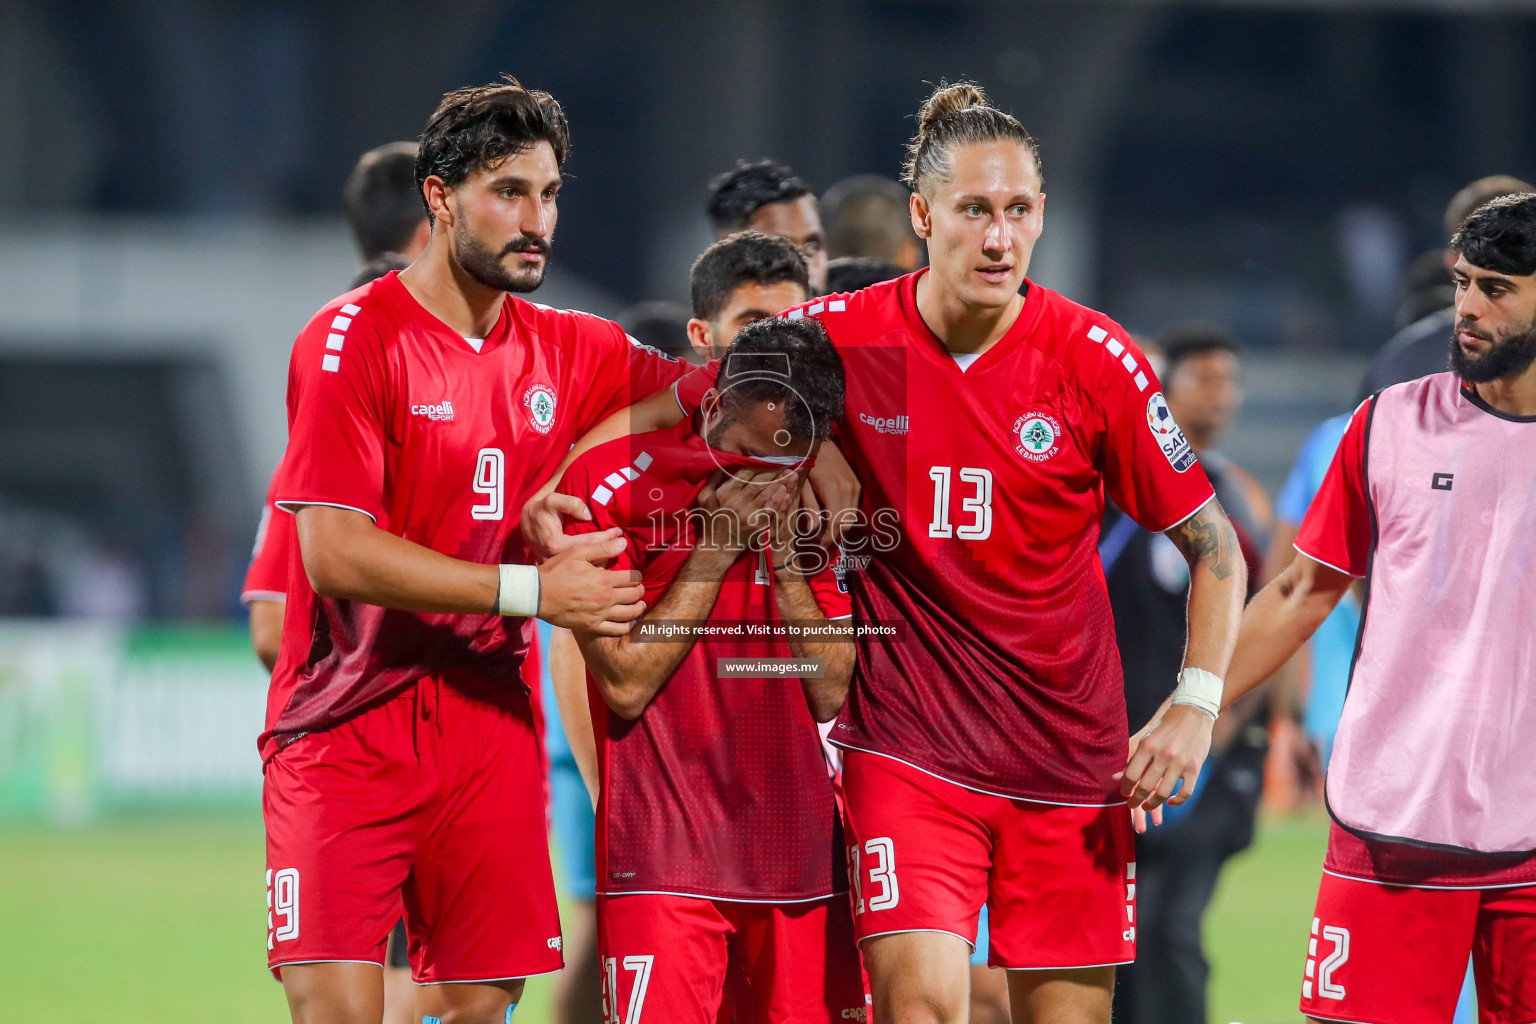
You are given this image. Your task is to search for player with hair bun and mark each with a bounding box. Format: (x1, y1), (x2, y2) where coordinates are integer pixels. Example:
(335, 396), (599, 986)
(810, 79), (1247, 1024)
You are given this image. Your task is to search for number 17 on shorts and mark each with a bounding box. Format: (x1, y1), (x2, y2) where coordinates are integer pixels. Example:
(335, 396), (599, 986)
(602, 954), (655, 1024)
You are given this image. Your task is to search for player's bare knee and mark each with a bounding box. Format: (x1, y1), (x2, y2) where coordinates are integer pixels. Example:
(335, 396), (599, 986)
(880, 993), (964, 1024)
(418, 979), (525, 1024)
(281, 962), (384, 1024)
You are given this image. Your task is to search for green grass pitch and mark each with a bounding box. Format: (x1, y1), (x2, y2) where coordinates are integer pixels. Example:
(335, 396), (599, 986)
(0, 811), (1326, 1023)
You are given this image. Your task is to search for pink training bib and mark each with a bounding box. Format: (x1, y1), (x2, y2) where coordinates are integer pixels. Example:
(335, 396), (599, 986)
(1327, 373), (1536, 854)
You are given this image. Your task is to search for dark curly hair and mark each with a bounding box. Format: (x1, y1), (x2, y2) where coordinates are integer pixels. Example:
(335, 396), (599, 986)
(705, 160), (814, 235)
(715, 316), (844, 442)
(1451, 192), (1536, 277)
(415, 75), (570, 222)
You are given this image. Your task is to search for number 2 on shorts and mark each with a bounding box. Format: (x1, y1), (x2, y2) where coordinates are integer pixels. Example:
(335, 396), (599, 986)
(1303, 917), (1349, 1001)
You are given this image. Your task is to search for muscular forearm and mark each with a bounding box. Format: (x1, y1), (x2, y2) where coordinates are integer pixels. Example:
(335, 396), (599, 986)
(772, 571), (854, 723)
(549, 625), (599, 805)
(296, 505), (497, 613)
(1220, 555), (1349, 710)
(577, 546), (733, 719)
(1183, 566), (1246, 676)
(1173, 501), (1248, 678)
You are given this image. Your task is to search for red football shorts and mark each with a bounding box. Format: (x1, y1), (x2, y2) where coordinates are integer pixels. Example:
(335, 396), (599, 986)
(264, 672), (562, 983)
(1300, 870), (1536, 1024)
(839, 749), (1135, 970)
(596, 893), (867, 1024)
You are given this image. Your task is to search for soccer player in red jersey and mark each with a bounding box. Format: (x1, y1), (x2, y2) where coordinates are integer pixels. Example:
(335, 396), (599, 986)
(1141, 194), (1536, 1024)
(557, 317), (865, 1023)
(533, 81), (1248, 1024)
(263, 78), (691, 1024)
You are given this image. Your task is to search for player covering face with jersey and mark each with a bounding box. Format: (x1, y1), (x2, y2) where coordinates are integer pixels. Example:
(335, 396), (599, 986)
(556, 320), (864, 1024)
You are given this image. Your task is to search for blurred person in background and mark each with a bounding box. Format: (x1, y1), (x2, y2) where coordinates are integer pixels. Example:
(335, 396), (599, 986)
(820, 173), (924, 271)
(1265, 412), (1356, 772)
(1156, 326), (1271, 541)
(263, 77), (689, 1024)
(533, 618), (602, 1024)
(1358, 174), (1532, 398)
(706, 159), (828, 293)
(686, 231), (810, 360)
(343, 141), (433, 266)
(824, 256), (907, 295)
(1101, 325), (1268, 1024)
(618, 300), (694, 362)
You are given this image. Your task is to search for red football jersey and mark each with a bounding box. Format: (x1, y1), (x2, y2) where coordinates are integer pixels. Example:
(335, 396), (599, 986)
(241, 465), (292, 604)
(677, 272), (1214, 804)
(261, 271), (687, 761)
(559, 422), (850, 901)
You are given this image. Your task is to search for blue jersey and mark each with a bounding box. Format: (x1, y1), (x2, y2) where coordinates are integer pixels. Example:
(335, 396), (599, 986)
(1276, 414), (1358, 760)
(534, 619), (574, 766)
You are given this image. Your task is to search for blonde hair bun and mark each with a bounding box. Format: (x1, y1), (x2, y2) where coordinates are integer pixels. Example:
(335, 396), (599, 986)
(917, 81), (990, 135)
(902, 80), (1040, 193)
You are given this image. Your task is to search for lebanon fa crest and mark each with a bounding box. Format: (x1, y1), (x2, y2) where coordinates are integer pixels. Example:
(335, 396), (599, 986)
(523, 383), (557, 434)
(1013, 411), (1063, 463)
(1146, 392), (1198, 472)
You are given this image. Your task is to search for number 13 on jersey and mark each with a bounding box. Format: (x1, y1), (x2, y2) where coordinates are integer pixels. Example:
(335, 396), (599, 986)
(929, 466), (993, 541)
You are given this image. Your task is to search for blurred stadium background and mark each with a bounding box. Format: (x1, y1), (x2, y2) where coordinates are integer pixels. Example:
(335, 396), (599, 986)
(1, 1), (1532, 1020)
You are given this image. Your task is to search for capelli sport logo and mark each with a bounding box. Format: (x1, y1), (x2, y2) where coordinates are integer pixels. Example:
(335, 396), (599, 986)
(410, 400), (455, 422)
(858, 412), (908, 436)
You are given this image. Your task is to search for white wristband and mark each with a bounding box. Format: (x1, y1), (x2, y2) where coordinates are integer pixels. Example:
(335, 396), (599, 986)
(497, 564), (541, 618)
(1170, 667), (1223, 721)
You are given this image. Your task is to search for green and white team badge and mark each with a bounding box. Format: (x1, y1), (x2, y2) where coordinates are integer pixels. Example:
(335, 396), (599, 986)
(1013, 411), (1063, 463)
(523, 383), (557, 434)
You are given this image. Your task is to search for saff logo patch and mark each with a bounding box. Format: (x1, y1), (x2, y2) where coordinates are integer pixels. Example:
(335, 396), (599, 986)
(1146, 392), (1198, 473)
(523, 383), (557, 434)
(1013, 411), (1063, 463)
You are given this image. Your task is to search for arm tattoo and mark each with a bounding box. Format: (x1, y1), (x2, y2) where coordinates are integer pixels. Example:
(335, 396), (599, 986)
(1168, 501), (1238, 582)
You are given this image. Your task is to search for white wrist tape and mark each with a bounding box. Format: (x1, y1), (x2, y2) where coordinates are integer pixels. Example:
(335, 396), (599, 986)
(1170, 667), (1223, 720)
(497, 564), (541, 618)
